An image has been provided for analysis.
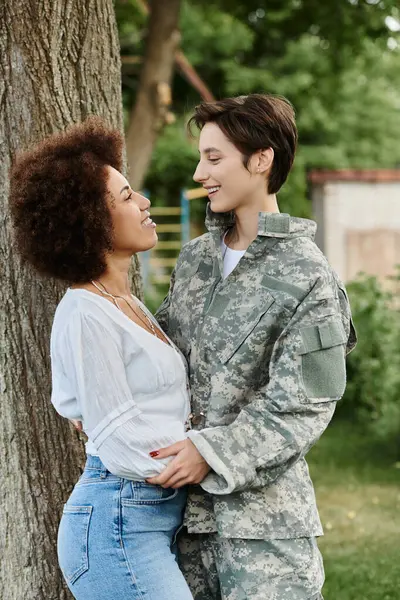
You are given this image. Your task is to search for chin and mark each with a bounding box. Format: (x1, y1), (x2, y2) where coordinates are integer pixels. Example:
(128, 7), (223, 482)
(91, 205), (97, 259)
(134, 231), (158, 254)
(210, 197), (235, 213)
(145, 231), (158, 251)
(150, 234), (158, 249)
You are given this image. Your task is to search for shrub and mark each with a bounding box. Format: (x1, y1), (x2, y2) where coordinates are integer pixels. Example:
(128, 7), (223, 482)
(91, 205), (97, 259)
(338, 273), (400, 448)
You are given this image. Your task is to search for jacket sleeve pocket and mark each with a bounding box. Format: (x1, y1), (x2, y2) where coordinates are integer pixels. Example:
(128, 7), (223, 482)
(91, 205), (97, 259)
(299, 317), (347, 401)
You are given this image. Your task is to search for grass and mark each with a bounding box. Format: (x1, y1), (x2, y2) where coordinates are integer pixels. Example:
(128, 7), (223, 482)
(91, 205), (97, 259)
(308, 420), (400, 599)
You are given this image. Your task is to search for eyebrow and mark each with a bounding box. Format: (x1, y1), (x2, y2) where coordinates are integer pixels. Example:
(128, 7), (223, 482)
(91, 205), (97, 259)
(120, 185), (130, 194)
(199, 147), (221, 154)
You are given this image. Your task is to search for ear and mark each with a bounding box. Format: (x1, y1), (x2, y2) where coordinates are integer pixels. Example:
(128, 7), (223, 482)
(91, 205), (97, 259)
(257, 148), (274, 174)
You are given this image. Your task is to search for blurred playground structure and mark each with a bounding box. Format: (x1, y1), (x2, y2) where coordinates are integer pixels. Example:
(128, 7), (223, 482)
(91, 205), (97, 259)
(141, 169), (400, 293)
(140, 186), (208, 288)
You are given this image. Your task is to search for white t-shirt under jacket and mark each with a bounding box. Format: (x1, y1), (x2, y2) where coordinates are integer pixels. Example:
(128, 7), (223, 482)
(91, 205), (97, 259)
(221, 238), (246, 279)
(50, 289), (191, 480)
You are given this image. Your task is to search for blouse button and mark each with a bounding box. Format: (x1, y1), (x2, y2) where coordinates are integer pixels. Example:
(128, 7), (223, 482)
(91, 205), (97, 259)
(190, 412), (205, 426)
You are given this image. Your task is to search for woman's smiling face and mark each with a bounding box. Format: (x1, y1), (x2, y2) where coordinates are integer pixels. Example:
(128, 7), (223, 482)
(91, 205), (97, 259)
(193, 122), (265, 213)
(105, 166), (157, 254)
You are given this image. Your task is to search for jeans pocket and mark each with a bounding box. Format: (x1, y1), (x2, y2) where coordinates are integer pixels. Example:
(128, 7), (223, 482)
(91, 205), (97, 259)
(57, 505), (92, 585)
(127, 482), (179, 505)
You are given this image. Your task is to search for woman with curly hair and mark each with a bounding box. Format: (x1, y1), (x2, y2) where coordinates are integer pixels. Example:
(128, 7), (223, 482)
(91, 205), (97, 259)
(9, 117), (199, 600)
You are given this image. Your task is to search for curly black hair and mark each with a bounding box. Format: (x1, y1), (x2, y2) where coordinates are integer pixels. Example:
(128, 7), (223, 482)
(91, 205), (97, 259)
(9, 116), (124, 283)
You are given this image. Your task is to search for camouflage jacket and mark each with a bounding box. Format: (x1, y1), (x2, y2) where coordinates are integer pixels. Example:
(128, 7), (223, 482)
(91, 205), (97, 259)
(156, 206), (357, 540)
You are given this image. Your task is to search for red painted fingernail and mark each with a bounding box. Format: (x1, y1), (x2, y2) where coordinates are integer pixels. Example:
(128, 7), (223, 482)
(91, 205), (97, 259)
(149, 451), (159, 457)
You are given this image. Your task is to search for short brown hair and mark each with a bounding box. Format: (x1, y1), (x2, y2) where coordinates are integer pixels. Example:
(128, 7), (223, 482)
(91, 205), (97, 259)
(9, 117), (123, 283)
(188, 93), (297, 194)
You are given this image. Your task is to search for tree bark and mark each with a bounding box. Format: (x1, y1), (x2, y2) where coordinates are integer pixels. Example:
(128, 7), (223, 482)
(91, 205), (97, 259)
(126, 0), (181, 190)
(0, 1), (140, 598)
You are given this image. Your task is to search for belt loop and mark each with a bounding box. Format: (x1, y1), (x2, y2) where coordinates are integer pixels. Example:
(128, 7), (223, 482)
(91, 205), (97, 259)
(100, 464), (108, 479)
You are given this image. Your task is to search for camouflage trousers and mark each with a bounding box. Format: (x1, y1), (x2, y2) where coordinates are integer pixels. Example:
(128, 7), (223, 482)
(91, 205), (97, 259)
(178, 529), (324, 600)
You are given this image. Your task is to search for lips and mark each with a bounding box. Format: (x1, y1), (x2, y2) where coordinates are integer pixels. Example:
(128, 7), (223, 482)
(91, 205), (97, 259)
(205, 186), (221, 197)
(142, 216), (156, 228)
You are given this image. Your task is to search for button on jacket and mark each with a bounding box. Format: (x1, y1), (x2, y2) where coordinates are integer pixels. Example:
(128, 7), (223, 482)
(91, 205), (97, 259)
(156, 206), (357, 540)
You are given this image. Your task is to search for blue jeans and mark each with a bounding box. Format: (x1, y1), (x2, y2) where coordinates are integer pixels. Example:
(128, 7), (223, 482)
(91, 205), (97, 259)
(58, 455), (193, 599)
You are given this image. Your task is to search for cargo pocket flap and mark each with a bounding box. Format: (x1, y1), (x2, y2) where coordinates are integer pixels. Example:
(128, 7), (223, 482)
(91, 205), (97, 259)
(299, 317), (347, 400)
(299, 318), (347, 355)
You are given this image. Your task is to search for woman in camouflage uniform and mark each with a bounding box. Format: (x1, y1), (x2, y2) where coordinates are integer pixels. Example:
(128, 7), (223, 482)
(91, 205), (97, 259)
(148, 94), (356, 600)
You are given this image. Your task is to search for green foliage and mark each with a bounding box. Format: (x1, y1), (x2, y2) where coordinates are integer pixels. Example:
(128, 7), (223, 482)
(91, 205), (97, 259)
(115, 0), (145, 48)
(180, 2), (254, 68)
(338, 273), (400, 445)
(205, 0), (400, 68)
(144, 118), (198, 202)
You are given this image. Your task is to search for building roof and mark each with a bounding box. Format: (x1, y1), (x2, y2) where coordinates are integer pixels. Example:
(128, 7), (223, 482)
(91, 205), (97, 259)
(308, 169), (400, 184)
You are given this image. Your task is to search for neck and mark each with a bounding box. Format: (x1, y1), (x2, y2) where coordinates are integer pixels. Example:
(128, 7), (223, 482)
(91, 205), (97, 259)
(227, 192), (279, 250)
(95, 256), (132, 297)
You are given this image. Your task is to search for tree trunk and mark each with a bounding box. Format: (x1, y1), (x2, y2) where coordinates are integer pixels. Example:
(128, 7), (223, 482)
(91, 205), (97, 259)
(126, 0), (181, 190)
(0, 1), (140, 598)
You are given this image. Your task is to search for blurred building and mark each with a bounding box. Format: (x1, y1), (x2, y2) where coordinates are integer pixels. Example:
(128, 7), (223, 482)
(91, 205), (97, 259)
(309, 169), (400, 283)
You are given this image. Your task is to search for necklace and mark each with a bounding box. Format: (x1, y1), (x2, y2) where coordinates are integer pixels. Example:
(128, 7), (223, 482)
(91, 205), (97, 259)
(222, 230), (229, 259)
(222, 228), (234, 259)
(91, 280), (170, 345)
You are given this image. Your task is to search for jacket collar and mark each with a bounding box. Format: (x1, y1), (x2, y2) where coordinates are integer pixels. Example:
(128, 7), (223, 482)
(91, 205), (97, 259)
(205, 203), (317, 240)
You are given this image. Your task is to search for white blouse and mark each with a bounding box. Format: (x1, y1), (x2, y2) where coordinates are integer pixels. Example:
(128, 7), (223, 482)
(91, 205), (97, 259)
(50, 289), (191, 480)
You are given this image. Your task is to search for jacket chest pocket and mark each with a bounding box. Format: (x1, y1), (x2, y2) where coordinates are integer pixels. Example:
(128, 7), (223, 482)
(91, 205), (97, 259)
(172, 260), (214, 337)
(207, 291), (276, 365)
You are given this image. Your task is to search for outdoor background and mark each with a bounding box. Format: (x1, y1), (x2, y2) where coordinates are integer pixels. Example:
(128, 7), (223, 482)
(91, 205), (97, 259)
(1, 1), (400, 598)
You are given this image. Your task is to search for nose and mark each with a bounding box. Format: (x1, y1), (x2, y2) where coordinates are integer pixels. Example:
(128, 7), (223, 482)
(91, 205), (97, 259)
(137, 193), (151, 211)
(193, 160), (208, 183)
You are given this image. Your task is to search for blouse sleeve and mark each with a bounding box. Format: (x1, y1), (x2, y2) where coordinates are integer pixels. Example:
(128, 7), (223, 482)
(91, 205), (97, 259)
(51, 310), (179, 479)
(50, 369), (82, 420)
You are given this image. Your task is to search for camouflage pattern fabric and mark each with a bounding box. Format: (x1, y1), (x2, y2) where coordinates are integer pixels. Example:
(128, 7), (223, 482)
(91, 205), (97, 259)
(156, 205), (357, 540)
(178, 528), (325, 600)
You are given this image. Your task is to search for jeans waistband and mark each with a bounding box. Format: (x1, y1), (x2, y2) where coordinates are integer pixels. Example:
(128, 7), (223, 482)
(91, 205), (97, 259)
(85, 454), (109, 474)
